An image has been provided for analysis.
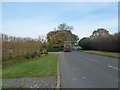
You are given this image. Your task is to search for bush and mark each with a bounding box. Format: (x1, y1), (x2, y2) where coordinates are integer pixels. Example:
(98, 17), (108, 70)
(25, 54), (33, 59)
(47, 47), (59, 52)
(78, 37), (91, 50)
(2, 34), (40, 61)
(79, 32), (120, 52)
(40, 43), (60, 52)
(90, 33), (120, 52)
(40, 50), (48, 54)
(25, 53), (38, 59)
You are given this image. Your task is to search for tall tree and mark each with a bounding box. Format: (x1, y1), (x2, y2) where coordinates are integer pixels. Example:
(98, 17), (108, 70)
(57, 23), (73, 31)
(90, 28), (110, 39)
(47, 24), (79, 48)
(38, 35), (47, 43)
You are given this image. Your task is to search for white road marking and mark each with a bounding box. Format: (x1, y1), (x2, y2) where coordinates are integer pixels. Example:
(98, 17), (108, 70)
(108, 65), (120, 70)
(73, 52), (82, 57)
(73, 52), (98, 63)
(85, 57), (98, 63)
(72, 78), (77, 81)
(82, 76), (86, 79)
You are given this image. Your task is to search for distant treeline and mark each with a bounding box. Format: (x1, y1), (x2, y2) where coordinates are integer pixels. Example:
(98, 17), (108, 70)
(2, 34), (40, 61)
(78, 32), (120, 52)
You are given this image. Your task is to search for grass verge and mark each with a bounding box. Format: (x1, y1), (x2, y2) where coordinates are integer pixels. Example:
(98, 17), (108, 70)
(2, 54), (59, 78)
(3, 57), (35, 68)
(80, 50), (120, 59)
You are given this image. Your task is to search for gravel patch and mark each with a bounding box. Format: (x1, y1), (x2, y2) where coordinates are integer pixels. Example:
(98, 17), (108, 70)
(1, 77), (57, 88)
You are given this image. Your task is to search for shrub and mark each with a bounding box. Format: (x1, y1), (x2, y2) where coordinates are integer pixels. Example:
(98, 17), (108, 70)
(40, 43), (60, 52)
(2, 34), (40, 61)
(90, 33), (119, 52)
(25, 54), (33, 59)
(25, 53), (38, 59)
(79, 32), (120, 52)
(78, 37), (91, 50)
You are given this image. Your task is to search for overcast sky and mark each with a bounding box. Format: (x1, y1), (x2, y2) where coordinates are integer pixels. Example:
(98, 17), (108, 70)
(2, 2), (118, 39)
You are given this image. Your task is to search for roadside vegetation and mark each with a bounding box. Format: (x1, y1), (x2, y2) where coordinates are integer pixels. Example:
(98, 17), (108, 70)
(40, 43), (60, 52)
(2, 54), (59, 78)
(2, 34), (40, 61)
(2, 48), (47, 68)
(1, 23), (78, 80)
(78, 28), (120, 58)
(81, 50), (120, 59)
(2, 23), (78, 65)
(40, 23), (79, 52)
(2, 24), (119, 80)
(47, 23), (79, 49)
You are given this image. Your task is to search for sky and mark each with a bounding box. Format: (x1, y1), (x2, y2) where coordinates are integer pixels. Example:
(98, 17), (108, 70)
(1, 0), (119, 2)
(2, 2), (118, 39)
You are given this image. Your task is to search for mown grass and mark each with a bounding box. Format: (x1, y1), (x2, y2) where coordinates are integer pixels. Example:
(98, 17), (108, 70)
(2, 54), (59, 79)
(3, 57), (34, 68)
(80, 50), (120, 59)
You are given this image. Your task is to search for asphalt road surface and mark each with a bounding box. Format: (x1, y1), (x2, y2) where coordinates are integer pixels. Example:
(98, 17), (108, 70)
(60, 51), (119, 88)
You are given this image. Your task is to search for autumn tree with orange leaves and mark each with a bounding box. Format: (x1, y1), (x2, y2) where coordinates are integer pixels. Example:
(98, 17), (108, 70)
(47, 23), (79, 48)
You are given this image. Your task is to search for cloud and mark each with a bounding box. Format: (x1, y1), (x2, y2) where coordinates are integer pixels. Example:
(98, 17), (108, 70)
(2, 2), (118, 39)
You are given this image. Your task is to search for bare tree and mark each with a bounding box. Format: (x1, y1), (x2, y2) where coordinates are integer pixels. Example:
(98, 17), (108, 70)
(38, 35), (47, 43)
(57, 23), (73, 31)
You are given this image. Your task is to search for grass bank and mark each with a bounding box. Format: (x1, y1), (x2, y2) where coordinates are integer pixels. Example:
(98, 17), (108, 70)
(80, 50), (120, 59)
(2, 54), (59, 79)
(3, 57), (34, 68)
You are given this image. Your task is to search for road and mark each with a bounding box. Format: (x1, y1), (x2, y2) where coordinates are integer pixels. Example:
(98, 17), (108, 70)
(59, 51), (119, 88)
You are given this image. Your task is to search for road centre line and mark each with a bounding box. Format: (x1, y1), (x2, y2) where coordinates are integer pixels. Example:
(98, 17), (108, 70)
(75, 52), (119, 70)
(73, 52), (98, 63)
(74, 52), (120, 71)
(72, 52), (119, 70)
(108, 65), (120, 70)
(72, 52), (82, 57)
(85, 57), (98, 63)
